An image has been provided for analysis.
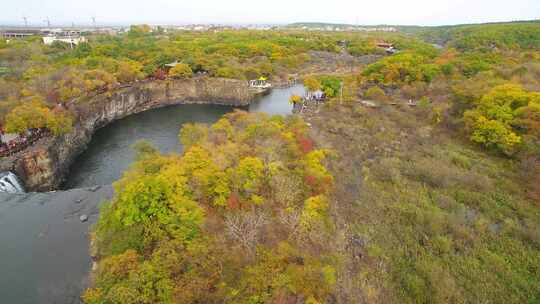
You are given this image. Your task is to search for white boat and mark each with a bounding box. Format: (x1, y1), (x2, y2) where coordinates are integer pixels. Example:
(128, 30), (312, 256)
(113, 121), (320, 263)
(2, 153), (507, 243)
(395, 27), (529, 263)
(249, 77), (272, 90)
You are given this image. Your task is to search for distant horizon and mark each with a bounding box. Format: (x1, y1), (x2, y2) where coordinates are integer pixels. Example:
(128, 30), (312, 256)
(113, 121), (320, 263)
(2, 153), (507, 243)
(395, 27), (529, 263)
(1, 0), (538, 28)
(0, 18), (538, 29)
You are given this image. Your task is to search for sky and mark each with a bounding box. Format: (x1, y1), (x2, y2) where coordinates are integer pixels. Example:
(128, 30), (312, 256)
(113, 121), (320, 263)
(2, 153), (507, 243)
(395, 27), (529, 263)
(1, 0), (539, 27)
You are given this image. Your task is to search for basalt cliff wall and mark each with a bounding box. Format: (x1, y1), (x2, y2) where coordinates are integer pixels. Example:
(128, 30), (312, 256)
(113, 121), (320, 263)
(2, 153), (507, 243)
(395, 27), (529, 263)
(0, 77), (254, 191)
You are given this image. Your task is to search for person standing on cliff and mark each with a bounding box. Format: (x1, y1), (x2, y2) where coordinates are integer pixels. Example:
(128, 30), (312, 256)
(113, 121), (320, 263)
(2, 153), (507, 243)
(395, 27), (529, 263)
(0, 124), (4, 146)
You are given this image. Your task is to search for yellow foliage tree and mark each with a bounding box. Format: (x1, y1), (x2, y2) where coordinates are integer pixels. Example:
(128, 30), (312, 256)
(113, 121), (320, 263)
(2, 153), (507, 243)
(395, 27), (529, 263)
(169, 63), (193, 79)
(289, 94), (302, 105)
(300, 195), (329, 230)
(115, 60), (144, 83)
(304, 77), (321, 92)
(4, 97), (73, 135)
(4, 98), (49, 133)
(464, 84), (539, 154)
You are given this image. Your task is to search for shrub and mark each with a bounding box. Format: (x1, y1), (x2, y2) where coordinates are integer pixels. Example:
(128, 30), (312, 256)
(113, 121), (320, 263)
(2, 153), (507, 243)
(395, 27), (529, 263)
(289, 94), (302, 104)
(304, 76), (321, 92)
(215, 66), (244, 79)
(169, 63), (193, 79)
(115, 60), (144, 83)
(364, 86), (387, 101)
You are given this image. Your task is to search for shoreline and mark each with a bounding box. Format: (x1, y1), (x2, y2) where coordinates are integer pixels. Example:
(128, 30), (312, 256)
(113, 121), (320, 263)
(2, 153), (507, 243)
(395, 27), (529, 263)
(0, 77), (257, 192)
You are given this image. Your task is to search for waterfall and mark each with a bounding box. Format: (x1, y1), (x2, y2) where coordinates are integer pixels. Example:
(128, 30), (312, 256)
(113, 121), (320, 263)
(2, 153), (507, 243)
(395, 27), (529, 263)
(0, 172), (25, 193)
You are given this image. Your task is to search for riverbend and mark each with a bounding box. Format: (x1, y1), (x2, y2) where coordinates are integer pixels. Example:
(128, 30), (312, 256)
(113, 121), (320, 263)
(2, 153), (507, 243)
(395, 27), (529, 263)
(0, 85), (305, 303)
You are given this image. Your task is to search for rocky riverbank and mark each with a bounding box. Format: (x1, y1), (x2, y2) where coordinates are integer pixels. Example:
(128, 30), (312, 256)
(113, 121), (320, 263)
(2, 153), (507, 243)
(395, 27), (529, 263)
(0, 77), (255, 191)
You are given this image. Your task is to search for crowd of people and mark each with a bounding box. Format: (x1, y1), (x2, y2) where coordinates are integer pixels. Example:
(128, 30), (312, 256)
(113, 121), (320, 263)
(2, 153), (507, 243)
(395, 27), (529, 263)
(290, 91), (328, 114)
(0, 127), (49, 157)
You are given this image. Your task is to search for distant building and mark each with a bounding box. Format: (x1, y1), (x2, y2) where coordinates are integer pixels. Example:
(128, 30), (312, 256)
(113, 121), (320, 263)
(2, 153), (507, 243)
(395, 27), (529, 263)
(43, 28), (83, 36)
(376, 42), (393, 48)
(1, 28), (92, 48)
(42, 35), (86, 46)
(377, 42), (398, 54)
(1, 29), (41, 39)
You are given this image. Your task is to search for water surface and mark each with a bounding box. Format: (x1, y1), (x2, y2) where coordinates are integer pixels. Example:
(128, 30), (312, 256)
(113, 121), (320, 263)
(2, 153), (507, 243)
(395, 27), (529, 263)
(65, 84), (304, 189)
(0, 187), (114, 304)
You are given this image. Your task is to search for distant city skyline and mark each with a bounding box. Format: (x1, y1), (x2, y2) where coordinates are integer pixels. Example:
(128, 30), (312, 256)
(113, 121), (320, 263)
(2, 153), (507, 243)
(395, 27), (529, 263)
(1, 0), (539, 27)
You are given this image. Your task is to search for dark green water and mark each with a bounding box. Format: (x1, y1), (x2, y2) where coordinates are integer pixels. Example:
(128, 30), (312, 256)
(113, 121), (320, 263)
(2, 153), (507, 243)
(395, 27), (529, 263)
(65, 84), (305, 189)
(63, 104), (232, 189)
(0, 85), (304, 304)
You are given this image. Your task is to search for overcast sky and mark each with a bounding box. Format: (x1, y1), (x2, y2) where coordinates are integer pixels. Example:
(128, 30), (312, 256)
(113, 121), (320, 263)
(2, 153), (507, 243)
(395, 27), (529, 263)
(1, 0), (539, 27)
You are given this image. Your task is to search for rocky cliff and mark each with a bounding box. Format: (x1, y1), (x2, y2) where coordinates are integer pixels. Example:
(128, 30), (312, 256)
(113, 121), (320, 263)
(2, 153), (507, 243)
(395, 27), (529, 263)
(0, 77), (255, 191)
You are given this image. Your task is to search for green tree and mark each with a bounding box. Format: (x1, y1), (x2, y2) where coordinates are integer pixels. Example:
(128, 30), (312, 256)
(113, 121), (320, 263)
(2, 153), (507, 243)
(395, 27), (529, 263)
(234, 157), (265, 200)
(320, 76), (341, 98)
(113, 174), (204, 242)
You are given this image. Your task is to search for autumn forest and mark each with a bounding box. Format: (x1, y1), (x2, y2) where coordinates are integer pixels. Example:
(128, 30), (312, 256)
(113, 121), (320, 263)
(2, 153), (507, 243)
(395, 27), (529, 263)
(1, 20), (539, 303)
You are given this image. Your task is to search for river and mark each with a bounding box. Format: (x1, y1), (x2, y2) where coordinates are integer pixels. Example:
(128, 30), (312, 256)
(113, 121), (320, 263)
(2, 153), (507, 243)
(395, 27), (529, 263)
(0, 85), (304, 304)
(64, 84), (305, 189)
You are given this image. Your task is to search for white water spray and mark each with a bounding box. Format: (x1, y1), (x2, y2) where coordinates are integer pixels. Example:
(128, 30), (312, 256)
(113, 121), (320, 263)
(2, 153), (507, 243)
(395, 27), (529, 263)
(0, 172), (25, 193)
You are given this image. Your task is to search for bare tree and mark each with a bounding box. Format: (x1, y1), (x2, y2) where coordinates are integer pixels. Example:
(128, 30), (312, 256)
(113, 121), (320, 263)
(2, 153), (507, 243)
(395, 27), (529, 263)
(278, 208), (302, 239)
(225, 211), (268, 253)
(270, 170), (303, 206)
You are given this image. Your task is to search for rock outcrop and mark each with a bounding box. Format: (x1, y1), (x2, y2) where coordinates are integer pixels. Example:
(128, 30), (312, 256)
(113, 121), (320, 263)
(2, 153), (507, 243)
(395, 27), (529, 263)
(0, 77), (255, 191)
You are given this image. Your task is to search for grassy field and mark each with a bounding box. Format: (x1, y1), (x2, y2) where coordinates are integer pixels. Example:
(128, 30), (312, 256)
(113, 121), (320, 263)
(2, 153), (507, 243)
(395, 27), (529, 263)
(304, 101), (539, 303)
